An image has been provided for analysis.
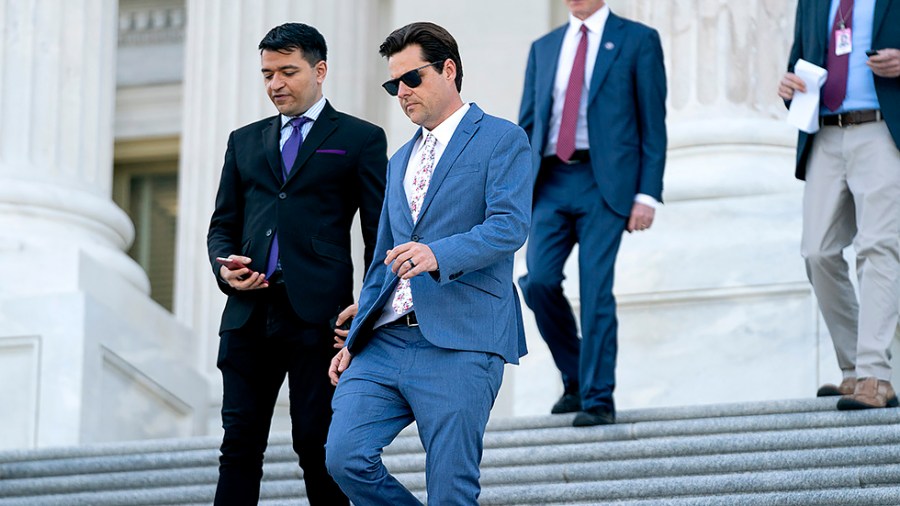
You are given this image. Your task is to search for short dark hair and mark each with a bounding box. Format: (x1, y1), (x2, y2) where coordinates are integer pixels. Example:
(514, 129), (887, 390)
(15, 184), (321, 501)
(379, 22), (463, 92)
(258, 23), (327, 66)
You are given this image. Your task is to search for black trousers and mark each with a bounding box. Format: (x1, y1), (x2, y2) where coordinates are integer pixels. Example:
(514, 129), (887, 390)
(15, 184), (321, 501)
(214, 285), (348, 505)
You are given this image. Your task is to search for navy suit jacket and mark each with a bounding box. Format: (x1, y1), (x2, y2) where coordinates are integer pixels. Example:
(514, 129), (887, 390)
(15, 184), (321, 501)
(519, 11), (667, 217)
(787, 0), (900, 180)
(344, 104), (533, 364)
(208, 101), (387, 333)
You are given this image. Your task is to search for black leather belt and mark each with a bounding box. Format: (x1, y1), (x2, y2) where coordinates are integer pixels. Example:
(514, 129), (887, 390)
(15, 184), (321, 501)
(543, 150), (590, 165)
(821, 109), (882, 127)
(389, 312), (418, 327)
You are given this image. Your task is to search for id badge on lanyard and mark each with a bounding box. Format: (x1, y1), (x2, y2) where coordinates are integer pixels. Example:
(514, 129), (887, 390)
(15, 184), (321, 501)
(835, 27), (852, 56)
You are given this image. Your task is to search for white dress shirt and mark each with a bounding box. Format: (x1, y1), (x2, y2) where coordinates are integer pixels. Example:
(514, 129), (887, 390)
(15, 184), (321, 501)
(279, 95), (327, 148)
(372, 103), (472, 328)
(545, 6), (609, 158)
(546, 7), (658, 209)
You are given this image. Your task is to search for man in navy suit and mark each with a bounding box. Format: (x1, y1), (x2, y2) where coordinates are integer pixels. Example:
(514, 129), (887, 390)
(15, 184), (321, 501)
(325, 22), (532, 505)
(518, 0), (667, 426)
(779, 0), (900, 410)
(207, 23), (387, 504)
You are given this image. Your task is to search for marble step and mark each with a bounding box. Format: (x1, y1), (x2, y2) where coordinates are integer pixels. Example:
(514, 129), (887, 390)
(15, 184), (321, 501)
(0, 398), (897, 505)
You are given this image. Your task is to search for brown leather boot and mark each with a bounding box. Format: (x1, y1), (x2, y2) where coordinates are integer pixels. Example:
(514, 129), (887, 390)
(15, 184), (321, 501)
(836, 377), (899, 410)
(817, 377), (857, 397)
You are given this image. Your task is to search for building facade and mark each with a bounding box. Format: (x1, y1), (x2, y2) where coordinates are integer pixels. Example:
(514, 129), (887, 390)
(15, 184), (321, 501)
(1, 0), (896, 450)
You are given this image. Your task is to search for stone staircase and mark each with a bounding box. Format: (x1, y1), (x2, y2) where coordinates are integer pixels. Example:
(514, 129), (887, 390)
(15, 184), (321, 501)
(1, 398), (899, 505)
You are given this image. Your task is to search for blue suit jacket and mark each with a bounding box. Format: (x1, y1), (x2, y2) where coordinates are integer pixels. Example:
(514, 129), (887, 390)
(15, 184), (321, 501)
(519, 12), (667, 217)
(344, 104), (533, 364)
(787, 0), (900, 180)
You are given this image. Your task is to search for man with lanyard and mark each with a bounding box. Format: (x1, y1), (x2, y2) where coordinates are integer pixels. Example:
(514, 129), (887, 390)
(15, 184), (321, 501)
(779, 0), (900, 409)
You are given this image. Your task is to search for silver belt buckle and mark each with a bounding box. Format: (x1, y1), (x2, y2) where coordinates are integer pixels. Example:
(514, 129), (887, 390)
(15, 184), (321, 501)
(406, 314), (418, 327)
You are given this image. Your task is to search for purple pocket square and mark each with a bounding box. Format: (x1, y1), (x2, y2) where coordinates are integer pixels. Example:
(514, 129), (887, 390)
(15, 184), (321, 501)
(316, 149), (347, 155)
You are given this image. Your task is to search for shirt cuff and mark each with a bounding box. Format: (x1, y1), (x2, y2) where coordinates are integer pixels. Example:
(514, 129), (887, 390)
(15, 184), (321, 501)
(634, 193), (660, 209)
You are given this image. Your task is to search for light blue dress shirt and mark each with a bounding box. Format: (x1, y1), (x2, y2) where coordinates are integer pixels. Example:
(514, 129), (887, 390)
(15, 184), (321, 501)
(825, 0), (880, 113)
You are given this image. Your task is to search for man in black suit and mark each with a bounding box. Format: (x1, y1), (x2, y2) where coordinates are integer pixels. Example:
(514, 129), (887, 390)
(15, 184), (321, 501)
(207, 23), (387, 504)
(779, 0), (899, 410)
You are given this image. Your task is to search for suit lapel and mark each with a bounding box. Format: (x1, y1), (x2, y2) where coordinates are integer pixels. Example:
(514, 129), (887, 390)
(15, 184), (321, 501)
(284, 101), (338, 186)
(392, 129), (420, 229)
(261, 116), (282, 183)
(812, 0), (829, 65)
(414, 105), (482, 225)
(588, 13), (624, 105)
(538, 26), (567, 130)
(873, 0), (890, 39)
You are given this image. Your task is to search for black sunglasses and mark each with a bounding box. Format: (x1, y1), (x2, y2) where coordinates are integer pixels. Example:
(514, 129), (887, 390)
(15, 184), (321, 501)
(382, 61), (443, 96)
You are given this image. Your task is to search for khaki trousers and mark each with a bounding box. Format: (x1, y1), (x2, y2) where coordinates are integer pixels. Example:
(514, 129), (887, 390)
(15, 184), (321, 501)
(802, 120), (900, 381)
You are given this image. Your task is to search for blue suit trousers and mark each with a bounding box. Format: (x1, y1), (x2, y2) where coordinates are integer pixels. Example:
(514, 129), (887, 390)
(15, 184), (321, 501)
(519, 159), (627, 412)
(326, 323), (504, 505)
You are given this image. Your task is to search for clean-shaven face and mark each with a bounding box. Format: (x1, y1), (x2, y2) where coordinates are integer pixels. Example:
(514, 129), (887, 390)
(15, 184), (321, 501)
(261, 48), (326, 116)
(566, 0), (606, 20)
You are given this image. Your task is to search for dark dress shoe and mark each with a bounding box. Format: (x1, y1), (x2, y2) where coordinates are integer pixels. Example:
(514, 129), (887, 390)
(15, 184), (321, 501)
(573, 406), (615, 427)
(551, 393), (581, 414)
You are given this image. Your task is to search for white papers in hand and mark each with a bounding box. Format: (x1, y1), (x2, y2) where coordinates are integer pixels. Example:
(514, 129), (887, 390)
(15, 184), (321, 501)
(787, 59), (828, 134)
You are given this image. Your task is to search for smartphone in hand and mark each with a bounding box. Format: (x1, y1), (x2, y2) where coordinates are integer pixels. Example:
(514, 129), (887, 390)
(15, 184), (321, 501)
(329, 314), (353, 331)
(215, 257), (266, 285)
(216, 257), (248, 271)
(336, 318), (353, 331)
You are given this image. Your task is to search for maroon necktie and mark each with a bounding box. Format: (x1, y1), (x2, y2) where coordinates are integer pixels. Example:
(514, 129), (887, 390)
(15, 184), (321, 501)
(822, 0), (853, 112)
(556, 24), (588, 163)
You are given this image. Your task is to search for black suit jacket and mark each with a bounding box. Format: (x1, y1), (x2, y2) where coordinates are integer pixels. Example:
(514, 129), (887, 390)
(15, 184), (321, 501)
(207, 101), (387, 333)
(788, 0), (900, 180)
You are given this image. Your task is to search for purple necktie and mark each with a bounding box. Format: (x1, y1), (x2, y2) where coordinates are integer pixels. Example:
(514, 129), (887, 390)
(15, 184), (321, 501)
(266, 116), (312, 279)
(822, 0), (853, 112)
(557, 24), (589, 163)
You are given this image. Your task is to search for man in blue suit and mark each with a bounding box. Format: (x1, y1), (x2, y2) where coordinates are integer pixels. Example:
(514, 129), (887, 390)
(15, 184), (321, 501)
(779, 0), (900, 410)
(518, 0), (667, 426)
(324, 22), (532, 504)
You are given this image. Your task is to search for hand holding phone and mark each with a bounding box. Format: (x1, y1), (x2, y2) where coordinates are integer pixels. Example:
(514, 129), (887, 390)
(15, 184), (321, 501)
(332, 317), (352, 349)
(216, 256), (268, 288)
(336, 318), (353, 331)
(866, 49), (879, 57)
(216, 256), (248, 271)
(329, 313), (353, 332)
(331, 303), (358, 348)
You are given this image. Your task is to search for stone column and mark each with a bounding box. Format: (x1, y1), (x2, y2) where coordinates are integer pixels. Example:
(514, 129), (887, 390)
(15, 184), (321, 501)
(0, 0), (205, 449)
(605, 0), (800, 200)
(0, 0), (141, 289)
(175, 0), (390, 431)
